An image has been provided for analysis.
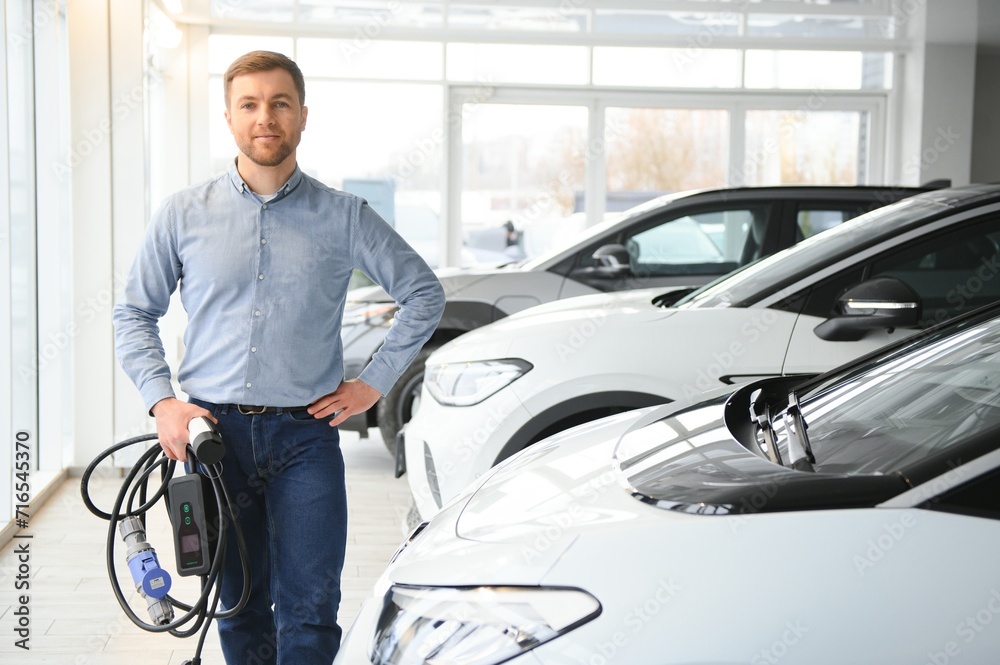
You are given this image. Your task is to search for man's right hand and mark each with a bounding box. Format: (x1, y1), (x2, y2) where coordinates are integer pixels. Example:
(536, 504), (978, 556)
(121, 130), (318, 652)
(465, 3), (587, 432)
(151, 397), (216, 462)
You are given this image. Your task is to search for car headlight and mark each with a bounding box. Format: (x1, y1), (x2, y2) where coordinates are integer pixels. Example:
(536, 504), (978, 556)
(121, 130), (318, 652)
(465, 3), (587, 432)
(370, 585), (601, 665)
(342, 302), (398, 327)
(425, 359), (533, 406)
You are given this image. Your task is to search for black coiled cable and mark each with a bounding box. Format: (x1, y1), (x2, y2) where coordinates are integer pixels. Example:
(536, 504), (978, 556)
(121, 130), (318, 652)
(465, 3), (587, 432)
(80, 434), (251, 665)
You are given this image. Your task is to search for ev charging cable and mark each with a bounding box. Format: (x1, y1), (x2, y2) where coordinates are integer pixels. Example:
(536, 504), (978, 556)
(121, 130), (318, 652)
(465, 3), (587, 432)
(80, 418), (251, 665)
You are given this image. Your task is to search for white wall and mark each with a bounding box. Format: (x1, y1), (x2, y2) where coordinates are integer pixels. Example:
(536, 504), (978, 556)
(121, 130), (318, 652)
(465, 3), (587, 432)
(893, 0), (979, 186)
(110, 0), (157, 458)
(971, 52), (1000, 184)
(66, 0), (153, 468)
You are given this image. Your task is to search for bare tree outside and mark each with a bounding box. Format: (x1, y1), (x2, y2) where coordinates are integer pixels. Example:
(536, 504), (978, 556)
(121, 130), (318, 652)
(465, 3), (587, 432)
(606, 108), (729, 193)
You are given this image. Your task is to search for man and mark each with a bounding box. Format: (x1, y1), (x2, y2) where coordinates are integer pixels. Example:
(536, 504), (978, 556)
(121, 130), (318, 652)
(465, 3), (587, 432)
(113, 51), (445, 664)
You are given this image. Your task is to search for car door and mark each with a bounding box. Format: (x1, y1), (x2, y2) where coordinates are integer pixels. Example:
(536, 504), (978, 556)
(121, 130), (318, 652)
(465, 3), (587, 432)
(781, 213), (1000, 374)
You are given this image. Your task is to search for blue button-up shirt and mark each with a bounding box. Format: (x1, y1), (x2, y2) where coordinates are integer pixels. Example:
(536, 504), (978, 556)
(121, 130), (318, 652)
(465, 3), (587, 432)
(113, 163), (445, 411)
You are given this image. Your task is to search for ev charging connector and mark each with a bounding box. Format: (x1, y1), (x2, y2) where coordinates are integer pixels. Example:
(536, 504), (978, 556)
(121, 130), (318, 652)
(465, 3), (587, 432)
(187, 417), (225, 465)
(119, 515), (174, 625)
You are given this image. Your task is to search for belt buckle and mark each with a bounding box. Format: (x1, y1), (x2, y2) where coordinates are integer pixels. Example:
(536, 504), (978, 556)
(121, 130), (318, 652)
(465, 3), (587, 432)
(237, 404), (267, 415)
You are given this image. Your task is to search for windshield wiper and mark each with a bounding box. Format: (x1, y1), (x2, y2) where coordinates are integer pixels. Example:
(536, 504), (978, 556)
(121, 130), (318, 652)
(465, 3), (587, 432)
(782, 391), (816, 472)
(749, 388), (783, 466)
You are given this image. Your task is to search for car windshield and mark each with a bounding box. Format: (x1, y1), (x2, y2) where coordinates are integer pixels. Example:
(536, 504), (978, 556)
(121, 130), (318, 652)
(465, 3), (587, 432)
(673, 195), (946, 309)
(765, 311), (1000, 475)
(518, 191), (691, 270)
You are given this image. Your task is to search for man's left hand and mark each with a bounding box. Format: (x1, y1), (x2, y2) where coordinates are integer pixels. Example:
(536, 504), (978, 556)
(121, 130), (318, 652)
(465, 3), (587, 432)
(309, 378), (382, 427)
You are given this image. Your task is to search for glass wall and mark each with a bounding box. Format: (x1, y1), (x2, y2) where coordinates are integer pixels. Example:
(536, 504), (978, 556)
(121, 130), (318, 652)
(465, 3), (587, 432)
(3, 0), (71, 521)
(461, 103), (588, 262)
(200, 1), (900, 267)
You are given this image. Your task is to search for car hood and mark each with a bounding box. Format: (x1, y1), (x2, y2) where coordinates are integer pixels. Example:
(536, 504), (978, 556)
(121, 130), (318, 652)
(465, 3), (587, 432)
(454, 405), (679, 544)
(346, 265), (523, 304)
(384, 405), (669, 587)
(430, 288), (676, 364)
(506, 286), (682, 319)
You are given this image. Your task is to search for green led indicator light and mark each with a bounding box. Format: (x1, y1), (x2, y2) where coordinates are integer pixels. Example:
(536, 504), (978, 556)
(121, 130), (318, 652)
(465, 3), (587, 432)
(184, 516), (191, 525)
(183, 503), (190, 513)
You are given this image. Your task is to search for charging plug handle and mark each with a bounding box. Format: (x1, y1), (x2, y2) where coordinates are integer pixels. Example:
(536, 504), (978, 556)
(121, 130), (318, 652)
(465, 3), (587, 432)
(188, 417), (224, 465)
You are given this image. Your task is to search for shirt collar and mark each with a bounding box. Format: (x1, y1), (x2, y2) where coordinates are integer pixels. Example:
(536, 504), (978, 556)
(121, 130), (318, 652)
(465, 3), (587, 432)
(227, 158), (303, 200)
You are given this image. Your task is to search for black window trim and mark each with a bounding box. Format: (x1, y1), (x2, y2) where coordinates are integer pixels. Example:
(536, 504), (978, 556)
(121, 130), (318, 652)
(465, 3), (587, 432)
(876, 446), (1000, 509)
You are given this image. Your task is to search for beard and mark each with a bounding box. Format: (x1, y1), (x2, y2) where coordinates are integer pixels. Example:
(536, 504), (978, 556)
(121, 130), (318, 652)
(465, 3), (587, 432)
(236, 132), (297, 168)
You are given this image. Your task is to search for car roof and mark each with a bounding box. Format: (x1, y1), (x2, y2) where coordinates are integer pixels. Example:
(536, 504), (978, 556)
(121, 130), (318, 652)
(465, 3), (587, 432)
(676, 183), (1000, 309)
(522, 183), (937, 272)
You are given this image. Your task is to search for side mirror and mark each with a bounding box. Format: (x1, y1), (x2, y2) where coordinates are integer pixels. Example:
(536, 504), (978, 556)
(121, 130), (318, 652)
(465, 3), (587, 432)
(588, 243), (631, 278)
(591, 243), (630, 271)
(814, 277), (921, 342)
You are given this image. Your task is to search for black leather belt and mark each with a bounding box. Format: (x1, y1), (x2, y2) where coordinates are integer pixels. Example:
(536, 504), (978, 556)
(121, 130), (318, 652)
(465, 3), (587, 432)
(232, 404), (309, 415)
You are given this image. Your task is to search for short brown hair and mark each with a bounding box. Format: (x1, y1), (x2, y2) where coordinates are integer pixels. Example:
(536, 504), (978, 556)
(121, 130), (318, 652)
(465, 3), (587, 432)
(224, 51), (306, 107)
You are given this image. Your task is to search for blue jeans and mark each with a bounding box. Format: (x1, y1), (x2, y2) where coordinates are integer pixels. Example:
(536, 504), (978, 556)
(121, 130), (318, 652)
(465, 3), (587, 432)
(191, 399), (347, 665)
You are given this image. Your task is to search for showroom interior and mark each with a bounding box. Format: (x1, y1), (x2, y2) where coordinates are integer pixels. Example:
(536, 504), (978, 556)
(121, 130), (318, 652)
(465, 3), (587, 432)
(2, 0), (1000, 662)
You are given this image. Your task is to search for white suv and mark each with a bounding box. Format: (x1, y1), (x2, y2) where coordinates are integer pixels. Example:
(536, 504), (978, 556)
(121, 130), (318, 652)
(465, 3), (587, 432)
(404, 184), (1000, 520)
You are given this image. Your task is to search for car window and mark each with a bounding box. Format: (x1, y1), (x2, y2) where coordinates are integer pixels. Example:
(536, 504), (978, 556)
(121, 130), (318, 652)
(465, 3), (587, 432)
(794, 201), (901, 241)
(774, 314), (1000, 475)
(796, 208), (856, 240)
(797, 216), (1000, 323)
(610, 208), (766, 277)
(676, 195), (940, 310)
(870, 218), (1000, 320)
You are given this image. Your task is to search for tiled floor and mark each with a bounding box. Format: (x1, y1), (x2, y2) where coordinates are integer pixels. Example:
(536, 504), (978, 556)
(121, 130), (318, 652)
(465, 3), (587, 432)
(0, 431), (411, 664)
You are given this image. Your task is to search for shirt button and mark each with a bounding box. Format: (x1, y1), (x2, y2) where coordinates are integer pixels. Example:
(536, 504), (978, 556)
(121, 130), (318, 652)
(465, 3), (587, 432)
(261, 239), (267, 245)
(246, 382), (252, 388)
(255, 310), (261, 317)
(262, 204), (268, 210)
(251, 346), (257, 353)
(258, 274), (264, 280)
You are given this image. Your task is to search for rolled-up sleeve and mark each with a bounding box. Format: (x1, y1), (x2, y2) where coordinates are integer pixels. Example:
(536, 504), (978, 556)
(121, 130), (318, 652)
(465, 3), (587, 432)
(350, 201), (446, 394)
(112, 200), (182, 412)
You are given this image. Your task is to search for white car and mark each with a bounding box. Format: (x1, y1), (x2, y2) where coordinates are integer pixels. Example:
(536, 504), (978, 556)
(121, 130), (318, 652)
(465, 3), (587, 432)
(342, 185), (930, 448)
(405, 184), (1000, 520)
(337, 300), (1000, 664)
